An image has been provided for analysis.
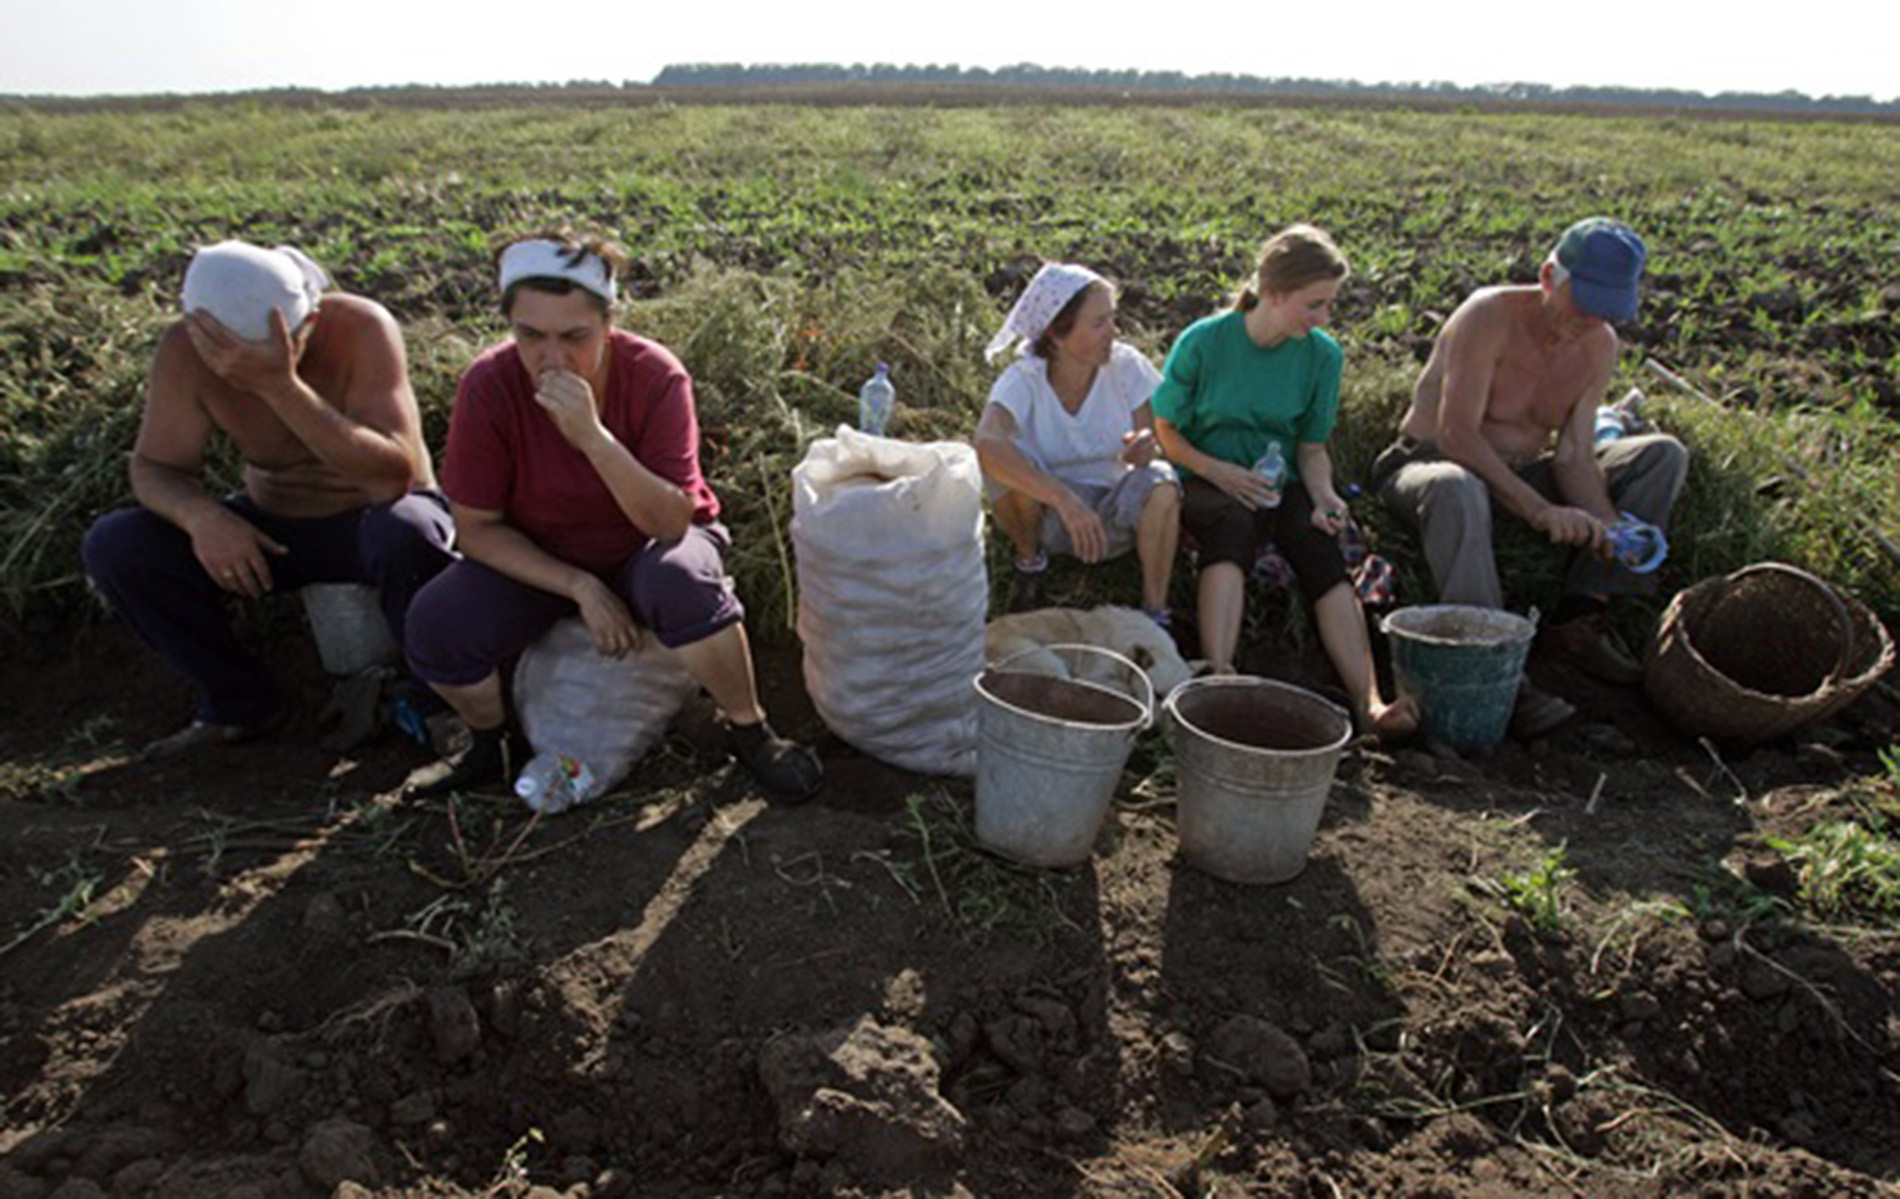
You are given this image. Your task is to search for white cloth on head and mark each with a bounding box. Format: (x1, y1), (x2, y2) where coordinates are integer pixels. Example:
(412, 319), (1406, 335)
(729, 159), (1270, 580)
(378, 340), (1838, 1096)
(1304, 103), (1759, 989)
(181, 241), (329, 342)
(498, 239), (617, 306)
(985, 262), (1106, 363)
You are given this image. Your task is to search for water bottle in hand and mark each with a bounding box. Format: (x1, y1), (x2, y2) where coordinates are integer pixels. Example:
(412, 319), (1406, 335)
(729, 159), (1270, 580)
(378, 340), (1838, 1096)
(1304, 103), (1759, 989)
(1251, 441), (1286, 509)
(515, 751), (601, 815)
(858, 362), (895, 437)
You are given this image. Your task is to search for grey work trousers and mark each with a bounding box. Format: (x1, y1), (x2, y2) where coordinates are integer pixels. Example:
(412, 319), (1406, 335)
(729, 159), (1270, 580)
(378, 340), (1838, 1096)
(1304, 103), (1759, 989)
(1371, 432), (1689, 610)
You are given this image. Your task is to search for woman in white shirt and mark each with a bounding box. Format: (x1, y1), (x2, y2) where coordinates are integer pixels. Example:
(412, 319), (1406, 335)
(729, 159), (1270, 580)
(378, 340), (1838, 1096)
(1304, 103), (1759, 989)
(972, 264), (1181, 622)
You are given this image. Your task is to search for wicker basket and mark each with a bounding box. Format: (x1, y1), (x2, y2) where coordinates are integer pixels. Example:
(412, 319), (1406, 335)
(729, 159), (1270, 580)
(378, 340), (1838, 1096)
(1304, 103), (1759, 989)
(1643, 562), (1892, 745)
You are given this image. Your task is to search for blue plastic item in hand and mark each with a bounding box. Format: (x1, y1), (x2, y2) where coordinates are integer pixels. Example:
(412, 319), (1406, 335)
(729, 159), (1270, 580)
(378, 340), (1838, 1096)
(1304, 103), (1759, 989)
(1606, 512), (1667, 574)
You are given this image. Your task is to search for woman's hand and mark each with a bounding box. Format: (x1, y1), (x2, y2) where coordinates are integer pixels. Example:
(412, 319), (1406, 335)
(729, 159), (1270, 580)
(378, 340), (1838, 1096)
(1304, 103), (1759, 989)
(1204, 458), (1274, 510)
(1053, 492), (1110, 563)
(1120, 427), (1160, 468)
(1308, 487), (1349, 537)
(571, 574), (643, 658)
(534, 370), (609, 452)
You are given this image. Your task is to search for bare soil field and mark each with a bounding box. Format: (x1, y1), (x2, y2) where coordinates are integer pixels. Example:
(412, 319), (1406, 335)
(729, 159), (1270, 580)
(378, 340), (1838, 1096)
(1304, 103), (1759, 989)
(3, 608), (1896, 1199)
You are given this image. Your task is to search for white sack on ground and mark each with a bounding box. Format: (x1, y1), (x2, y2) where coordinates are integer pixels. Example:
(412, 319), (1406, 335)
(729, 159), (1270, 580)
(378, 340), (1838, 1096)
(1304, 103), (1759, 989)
(514, 616), (700, 793)
(792, 426), (988, 777)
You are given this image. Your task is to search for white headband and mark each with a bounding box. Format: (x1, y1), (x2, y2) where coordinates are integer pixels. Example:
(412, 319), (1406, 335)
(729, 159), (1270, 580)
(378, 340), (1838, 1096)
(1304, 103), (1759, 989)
(985, 262), (1107, 363)
(498, 239), (617, 306)
(181, 241), (329, 342)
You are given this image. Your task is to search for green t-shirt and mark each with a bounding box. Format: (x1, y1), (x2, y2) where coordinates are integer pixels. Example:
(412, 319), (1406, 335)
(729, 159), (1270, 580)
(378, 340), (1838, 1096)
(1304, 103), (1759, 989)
(1151, 310), (1342, 481)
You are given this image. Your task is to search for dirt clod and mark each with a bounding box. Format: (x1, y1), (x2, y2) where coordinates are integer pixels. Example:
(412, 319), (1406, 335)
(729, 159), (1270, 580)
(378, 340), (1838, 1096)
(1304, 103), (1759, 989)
(757, 1017), (967, 1183)
(297, 1119), (379, 1191)
(1203, 1016), (1311, 1102)
(426, 986), (481, 1066)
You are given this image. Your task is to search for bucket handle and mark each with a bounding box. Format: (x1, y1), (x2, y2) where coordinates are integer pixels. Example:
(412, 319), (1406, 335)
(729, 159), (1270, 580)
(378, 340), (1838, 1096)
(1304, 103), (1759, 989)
(989, 642), (1156, 731)
(1719, 562), (1855, 689)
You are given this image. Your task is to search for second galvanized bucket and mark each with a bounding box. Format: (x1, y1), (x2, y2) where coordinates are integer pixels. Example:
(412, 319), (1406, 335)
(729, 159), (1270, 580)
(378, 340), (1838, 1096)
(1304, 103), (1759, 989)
(1168, 677), (1353, 885)
(974, 644), (1154, 867)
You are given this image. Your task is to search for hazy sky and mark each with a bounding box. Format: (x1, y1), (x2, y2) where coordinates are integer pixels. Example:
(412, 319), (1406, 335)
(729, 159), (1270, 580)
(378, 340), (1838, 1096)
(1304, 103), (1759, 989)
(4, 0), (1895, 100)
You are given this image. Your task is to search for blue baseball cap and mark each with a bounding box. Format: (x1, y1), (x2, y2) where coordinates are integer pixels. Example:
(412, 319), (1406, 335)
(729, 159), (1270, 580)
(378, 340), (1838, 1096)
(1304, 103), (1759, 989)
(1553, 218), (1647, 322)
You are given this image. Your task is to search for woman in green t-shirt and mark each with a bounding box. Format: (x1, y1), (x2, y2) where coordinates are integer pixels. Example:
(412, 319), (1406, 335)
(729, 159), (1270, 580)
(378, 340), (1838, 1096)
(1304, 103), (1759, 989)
(1152, 224), (1416, 738)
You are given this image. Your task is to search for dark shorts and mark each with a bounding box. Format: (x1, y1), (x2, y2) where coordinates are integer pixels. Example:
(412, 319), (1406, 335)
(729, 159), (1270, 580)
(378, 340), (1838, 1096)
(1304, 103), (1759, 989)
(405, 522), (743, 687)
(1180, 476), (1350, 606)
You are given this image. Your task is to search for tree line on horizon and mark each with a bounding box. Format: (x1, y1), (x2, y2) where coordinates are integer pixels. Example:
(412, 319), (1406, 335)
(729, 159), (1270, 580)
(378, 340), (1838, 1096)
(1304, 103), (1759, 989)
(648, 61), (1896, 115)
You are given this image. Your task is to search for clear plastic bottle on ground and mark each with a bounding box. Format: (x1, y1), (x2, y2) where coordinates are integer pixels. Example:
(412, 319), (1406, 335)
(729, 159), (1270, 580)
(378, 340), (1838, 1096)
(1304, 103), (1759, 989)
(858, 362), (895, 436)
(514, 751), (602, 815)
(1251, 441), (1286, 508)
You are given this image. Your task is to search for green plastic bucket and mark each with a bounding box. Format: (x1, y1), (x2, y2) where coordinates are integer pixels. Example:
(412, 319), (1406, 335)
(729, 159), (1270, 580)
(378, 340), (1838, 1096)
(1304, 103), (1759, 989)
(1382, 605), (1535, 751)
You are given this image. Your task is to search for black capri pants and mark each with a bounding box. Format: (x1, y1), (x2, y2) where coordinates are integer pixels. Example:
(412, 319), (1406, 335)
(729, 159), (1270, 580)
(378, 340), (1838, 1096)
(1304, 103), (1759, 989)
(1180, 475), (1350, 606)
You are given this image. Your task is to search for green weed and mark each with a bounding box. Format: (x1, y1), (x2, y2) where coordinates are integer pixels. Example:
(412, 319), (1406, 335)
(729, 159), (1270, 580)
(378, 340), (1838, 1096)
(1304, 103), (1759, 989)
(896, 788), (1083, 942)
(1496, 845), (1578, 934)
(1767, 821), (1900, 924)
(0, 853), (103, 960)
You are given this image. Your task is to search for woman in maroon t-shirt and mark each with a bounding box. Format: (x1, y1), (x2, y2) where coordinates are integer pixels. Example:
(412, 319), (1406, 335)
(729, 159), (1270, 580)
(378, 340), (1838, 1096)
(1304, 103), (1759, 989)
(405, 231), (820, 801)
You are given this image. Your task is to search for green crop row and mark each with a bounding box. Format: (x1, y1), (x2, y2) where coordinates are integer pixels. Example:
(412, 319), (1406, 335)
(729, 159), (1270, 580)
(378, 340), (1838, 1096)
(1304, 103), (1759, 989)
(2, 100), (1896, 633)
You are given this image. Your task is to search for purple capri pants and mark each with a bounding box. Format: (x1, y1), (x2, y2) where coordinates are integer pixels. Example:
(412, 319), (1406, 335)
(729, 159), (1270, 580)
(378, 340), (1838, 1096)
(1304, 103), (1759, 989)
(81, 490), (457, 727)
(404, 522), (744, 688)
(1180, 476), (1351, 606)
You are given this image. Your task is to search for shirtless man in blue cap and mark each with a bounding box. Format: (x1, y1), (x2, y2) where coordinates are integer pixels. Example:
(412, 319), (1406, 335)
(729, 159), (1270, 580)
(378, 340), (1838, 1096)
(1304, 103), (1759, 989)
(1370, 218), (1688, 737)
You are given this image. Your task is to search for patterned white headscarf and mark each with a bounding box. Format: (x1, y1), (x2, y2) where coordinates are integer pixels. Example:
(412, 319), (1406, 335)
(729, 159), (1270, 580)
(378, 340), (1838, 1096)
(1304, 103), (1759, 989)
(985, 262), (1107, 363)
(181, 241), (329, 342)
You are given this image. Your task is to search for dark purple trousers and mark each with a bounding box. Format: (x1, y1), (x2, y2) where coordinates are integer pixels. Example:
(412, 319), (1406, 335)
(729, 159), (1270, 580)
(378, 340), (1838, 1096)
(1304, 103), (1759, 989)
(404, 522), (744, 688)
(82, 491), (456, 727)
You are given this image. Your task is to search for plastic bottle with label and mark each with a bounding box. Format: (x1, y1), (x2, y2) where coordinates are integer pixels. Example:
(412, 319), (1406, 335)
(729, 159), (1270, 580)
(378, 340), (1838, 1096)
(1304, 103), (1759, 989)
(1251, 441), (1286, 509)
(514, 751), (602, 815)
(858, 362), (895, 437)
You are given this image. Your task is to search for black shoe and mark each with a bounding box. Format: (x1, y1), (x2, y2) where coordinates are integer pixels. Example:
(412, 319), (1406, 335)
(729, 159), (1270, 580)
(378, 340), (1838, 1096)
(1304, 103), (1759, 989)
(408, 727), (517, 798)
(1542, 613), (1645, 686)
(729, 721), (822, 802)
(1510, 684), (1576, 741)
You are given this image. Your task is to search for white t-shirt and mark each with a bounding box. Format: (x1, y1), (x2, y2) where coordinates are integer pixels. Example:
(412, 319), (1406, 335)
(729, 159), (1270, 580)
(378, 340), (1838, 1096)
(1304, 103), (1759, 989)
(986, 342), (1163, 490)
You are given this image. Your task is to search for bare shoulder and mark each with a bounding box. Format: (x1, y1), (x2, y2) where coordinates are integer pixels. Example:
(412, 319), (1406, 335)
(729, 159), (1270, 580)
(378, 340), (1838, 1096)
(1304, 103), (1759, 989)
(149, 319), (211, 390)
(1448, 285), (1534, 331)
(314, 293), (402, 345)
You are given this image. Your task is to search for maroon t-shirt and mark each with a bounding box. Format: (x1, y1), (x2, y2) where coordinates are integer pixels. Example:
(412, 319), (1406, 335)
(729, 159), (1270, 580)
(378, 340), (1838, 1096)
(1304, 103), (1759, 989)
(443, 330), (721, 572)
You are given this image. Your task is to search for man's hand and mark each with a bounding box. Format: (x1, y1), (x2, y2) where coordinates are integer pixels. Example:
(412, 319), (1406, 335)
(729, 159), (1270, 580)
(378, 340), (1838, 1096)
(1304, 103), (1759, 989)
(1532, 504), (1608, 551)
(187, 506), (288, 599)
(534, 370), (609, 452)
(184, 307), (306, 400)
(1053, 492), (1109, 564)
(1308, 488), (1349, 537)
(1120, 428), (1160, 468)
(571, 575), (643, 658)
(1205, 458), (1274, 510)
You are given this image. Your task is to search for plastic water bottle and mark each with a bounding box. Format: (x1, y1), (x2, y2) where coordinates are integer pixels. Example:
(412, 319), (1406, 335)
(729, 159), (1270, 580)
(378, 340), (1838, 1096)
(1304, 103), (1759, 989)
(1606, 512), (1669, 574)
(1594, 406), (1627, 444)
(514, 751), (601, 815)
(1251, 441), (1286, 508)
(858, 362), (895, 437)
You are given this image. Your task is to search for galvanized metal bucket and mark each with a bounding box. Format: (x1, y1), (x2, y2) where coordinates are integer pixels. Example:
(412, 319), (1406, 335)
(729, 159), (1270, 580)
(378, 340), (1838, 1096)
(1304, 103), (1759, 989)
(973, 644), (1153, 868)
(1168, 677), (1353, 885)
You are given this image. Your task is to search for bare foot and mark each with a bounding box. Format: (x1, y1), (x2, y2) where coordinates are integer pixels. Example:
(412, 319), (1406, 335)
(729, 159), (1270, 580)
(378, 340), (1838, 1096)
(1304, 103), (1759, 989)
(1366, 694), (1420, 741)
